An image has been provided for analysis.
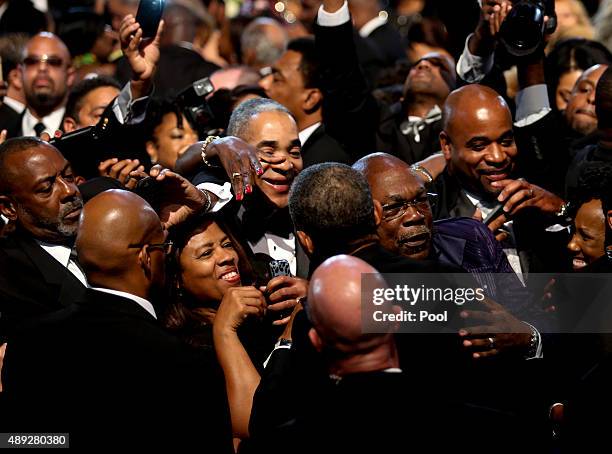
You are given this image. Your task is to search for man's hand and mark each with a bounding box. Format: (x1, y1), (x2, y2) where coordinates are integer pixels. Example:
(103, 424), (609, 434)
(473, 207), (509, 242)
(491, 178), (565, 216)
(261, 276), (308, 326)
(214, 286), (266, 334)
(131, 165), (209, 230)
(470, 1), (512, 56)
(119, 14), (163, 98)
(459, 297), (533, 359)
(98, 158), (144, 190)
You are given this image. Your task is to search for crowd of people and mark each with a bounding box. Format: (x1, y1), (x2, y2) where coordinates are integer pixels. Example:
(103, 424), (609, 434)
(0, 0), (612, 451)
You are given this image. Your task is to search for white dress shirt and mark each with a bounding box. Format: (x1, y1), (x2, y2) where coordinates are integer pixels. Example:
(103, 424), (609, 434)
(35, 241), (88, 287)
(317, 1), (351, 26)
(90, 287), (157, 320)
(359, 15), (388, 38)
(22, 107), (65, 137)
(298, 121), (321, 146)
(3, 96), (25, 114)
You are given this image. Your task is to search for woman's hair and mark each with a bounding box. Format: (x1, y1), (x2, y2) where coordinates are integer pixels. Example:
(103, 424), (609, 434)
(162, 213), (254, 349)
(545, 38), (612, 110)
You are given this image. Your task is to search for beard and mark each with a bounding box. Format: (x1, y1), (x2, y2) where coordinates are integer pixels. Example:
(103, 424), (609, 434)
(25, 86), (64, 113)
(23, 197), (84, 240)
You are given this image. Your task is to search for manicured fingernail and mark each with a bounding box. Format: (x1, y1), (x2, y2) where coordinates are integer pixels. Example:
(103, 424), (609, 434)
(463, 340), (472, 347)
(236, 192), (243, 201)
(256, 168), (263, 175)
(245, 184), (252, 194)
(54, 130), (62, 138)
(459, 329), (467, 336)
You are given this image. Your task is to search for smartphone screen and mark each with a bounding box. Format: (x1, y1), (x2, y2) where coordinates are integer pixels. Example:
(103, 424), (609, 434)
(135, 0), (165, 39)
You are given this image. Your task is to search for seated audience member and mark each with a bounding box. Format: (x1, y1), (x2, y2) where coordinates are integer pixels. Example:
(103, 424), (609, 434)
(1, 190), (234, 450)
(437, 84), (570, 275)
(144, 98), (198, 170)
(544, 38), (612, 113)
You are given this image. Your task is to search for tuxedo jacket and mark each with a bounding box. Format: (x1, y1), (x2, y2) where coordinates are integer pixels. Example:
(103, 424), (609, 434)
(365, 22), (405, 67)
(2, 288), (234, 451)
(0, 231), (86, 341)
(301, 123), (352, 167)
(0, 103), (22, 138)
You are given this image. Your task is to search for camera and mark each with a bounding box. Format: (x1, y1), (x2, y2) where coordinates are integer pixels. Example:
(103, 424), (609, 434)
(499, 0), (557, 57)
(174, 77), (216, 139)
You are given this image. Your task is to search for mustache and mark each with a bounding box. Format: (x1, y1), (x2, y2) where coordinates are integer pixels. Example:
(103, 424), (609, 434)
(398, 225), (431, 243)
(59, 198), (83, 218)
(575, 107), (596, 117)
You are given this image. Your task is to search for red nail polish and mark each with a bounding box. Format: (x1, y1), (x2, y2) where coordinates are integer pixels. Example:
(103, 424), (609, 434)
(54, 130), (62, 138)
(236, 193), (243, 201)
(245, 184), (252, 194)
(257, 168), (264, 176)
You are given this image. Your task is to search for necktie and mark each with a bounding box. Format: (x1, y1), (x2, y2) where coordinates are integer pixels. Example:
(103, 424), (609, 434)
(34, 122), (46, 137)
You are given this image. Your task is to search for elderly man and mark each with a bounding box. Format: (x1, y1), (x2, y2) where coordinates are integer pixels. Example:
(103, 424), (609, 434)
(2, 190), (233, 449)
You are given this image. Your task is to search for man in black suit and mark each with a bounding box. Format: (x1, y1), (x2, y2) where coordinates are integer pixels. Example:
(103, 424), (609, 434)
(437, 84), (570, 275)
(0, 34), (28, 132)
(0, 138), (86, 341)
(1, 190), (233, 450)
(259, 37), (351, 167)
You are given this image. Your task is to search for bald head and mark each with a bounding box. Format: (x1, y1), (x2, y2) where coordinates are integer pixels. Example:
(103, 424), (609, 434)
(22, 32), (74, 116)
(241, 18), (287, 69)
(77, 190), (164, 289)
(308, 255), (390, 354)
(440, 85), (517, 197)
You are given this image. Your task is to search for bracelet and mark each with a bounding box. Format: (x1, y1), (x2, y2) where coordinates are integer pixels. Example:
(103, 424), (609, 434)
(410, 164), (433, 184)
(200, 135), (220, 167)
(199, 188), (212, 213)
(525, 325), (539, 359)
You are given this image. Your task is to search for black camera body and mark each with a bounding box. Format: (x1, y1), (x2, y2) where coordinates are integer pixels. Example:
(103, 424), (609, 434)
(499, 0), (557, 57)
(174, 77), (215, 139)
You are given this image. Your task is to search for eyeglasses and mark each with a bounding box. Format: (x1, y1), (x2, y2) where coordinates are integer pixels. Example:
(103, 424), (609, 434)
(381, 193), (437, 222)
(128, 240), (174, 255)
(23, 55), (65, 68)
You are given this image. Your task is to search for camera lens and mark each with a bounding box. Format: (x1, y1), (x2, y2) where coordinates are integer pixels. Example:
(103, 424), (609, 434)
(499, 1), (545, 57)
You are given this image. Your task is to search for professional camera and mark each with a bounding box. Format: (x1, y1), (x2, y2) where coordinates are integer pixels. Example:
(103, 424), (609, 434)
(499, 0), (557, 57)
(174, 77), (216, 139)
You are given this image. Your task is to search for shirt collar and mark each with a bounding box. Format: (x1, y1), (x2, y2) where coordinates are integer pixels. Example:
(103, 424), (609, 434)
(22, 107), (65, 137)
(3, 96), (25, 114)
(36, 240), (71, 265)
(299, 122), (321, 146)
(359, 15), (388, 38)
(90, 287), (157, 320)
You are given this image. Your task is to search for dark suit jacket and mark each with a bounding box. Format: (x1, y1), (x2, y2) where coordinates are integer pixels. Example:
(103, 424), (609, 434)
(432, 170), (570, 274)
(366, 22), (405, 67)
(301, 123), (352, 167)
(2, 288), (234, 450)
(0, 231), (86, 341)
(0, 103), (22, 137)
(115, 45), (219, 99)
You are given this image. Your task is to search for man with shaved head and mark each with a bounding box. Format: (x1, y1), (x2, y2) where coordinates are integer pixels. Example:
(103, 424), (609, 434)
(2, 190), (233, 449)
(438, 84), (569, 274)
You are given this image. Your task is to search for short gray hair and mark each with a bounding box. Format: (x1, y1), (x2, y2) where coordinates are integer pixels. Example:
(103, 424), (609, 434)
(241, 18), (287, 67)
(227, 98), (293, 140)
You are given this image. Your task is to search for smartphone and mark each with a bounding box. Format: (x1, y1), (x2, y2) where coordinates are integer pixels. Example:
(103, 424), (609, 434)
(268, 259), (292, 279)
(135, 0), (165, 39)
(483, 203), (506, 225)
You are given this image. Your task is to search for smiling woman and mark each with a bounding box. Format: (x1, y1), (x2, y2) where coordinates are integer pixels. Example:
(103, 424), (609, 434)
(163, 213), (256, 349)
